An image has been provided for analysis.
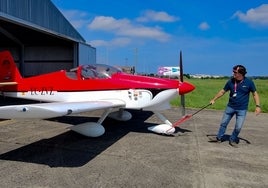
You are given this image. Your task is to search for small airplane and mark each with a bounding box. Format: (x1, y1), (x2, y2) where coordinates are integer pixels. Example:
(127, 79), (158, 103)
(0, 50), (195, 137)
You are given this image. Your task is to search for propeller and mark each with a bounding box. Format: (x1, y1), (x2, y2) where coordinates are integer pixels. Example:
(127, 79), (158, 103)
(179, 50), (185, 116)
(148, 50), (196, 135)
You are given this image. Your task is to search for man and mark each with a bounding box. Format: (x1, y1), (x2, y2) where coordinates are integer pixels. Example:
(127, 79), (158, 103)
(209, 65), (261, 147)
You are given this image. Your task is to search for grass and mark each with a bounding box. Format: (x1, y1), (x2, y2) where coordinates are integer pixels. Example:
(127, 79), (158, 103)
(171, 78), (268, 113)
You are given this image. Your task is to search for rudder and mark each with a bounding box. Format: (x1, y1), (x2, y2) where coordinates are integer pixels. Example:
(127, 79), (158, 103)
(0, 50), (22, 83)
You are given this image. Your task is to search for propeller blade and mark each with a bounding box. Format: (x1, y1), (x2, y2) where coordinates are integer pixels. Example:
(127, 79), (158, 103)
(179, 50), (185, 115)
(179, 50), (184, 82)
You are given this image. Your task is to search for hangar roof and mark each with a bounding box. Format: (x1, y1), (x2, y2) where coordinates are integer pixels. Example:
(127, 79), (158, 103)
(0, 0), (86, 45)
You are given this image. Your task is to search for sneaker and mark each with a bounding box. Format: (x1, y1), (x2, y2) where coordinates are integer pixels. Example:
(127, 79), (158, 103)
(229, 140), (238, 148)
(208, 136), (221, 143)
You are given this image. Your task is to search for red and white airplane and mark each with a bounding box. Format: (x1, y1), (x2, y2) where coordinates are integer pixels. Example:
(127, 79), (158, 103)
(0, 50), (195, 137)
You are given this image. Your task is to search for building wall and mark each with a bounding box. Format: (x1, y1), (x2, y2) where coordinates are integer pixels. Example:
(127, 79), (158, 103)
(78, 43), (96, 65)
(23, 46), (74, 76)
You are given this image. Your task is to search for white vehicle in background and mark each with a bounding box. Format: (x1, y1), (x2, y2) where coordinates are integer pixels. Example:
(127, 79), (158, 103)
(158, 66), (180, 78)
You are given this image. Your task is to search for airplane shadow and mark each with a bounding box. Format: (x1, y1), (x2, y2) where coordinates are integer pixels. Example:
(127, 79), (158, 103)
(0, 110), (191, 167)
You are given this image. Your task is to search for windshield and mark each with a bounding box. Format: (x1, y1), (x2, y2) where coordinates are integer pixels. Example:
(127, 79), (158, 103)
(80, 64), (122, 79)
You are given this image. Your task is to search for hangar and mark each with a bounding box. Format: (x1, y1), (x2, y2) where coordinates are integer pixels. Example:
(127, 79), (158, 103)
(0, 0), (96, 77)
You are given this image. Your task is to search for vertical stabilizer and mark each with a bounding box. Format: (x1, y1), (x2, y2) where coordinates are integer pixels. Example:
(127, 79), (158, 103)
(0, 51), (22, 84)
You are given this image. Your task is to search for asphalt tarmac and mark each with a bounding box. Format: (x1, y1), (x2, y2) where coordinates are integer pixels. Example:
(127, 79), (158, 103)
(0, 107), (267, 188)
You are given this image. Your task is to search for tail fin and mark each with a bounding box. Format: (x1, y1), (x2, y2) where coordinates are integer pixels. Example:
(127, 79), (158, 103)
(0, 51), (22, 85)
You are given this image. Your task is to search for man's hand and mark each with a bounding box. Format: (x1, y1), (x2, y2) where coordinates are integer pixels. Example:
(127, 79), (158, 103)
(210, 100), (215, 105)
(255, 106), (261, 115)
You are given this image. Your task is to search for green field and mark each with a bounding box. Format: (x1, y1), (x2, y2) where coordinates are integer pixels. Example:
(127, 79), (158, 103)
(171, 78), (268, 113)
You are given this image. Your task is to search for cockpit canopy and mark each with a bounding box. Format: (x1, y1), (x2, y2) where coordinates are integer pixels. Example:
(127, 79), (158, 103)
(67, 64), (122, 80)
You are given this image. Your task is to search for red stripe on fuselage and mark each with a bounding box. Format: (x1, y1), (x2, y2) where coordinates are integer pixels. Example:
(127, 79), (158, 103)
(3, 71), (180, 92)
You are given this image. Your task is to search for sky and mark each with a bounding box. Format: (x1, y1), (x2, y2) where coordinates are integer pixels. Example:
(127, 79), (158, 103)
(51, 0), (268, 76)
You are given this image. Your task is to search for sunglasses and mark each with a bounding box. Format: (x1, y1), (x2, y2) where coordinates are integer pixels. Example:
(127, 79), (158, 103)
(233, 71), (238, 74)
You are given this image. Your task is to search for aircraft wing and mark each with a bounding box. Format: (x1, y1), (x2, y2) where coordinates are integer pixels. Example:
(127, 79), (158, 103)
(0, 100), (125, 119)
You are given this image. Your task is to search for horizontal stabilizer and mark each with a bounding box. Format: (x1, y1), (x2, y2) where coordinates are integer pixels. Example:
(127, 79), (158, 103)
(0, 82), (18, 86)
(0, 100), (125, 119)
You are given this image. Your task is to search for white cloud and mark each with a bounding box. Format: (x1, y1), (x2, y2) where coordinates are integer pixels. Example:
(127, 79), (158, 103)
(90, 37), (131, 47)
(58, 9), (173, 46)
(89, 40), (108, 47)
(198, 22), (210, 30)
(59, 9), (89, 29)
(136, 10), (180, 22)
(88, 16), (129, 30)
(233, 4), (268, 28)
(88, 16), (171, 42)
